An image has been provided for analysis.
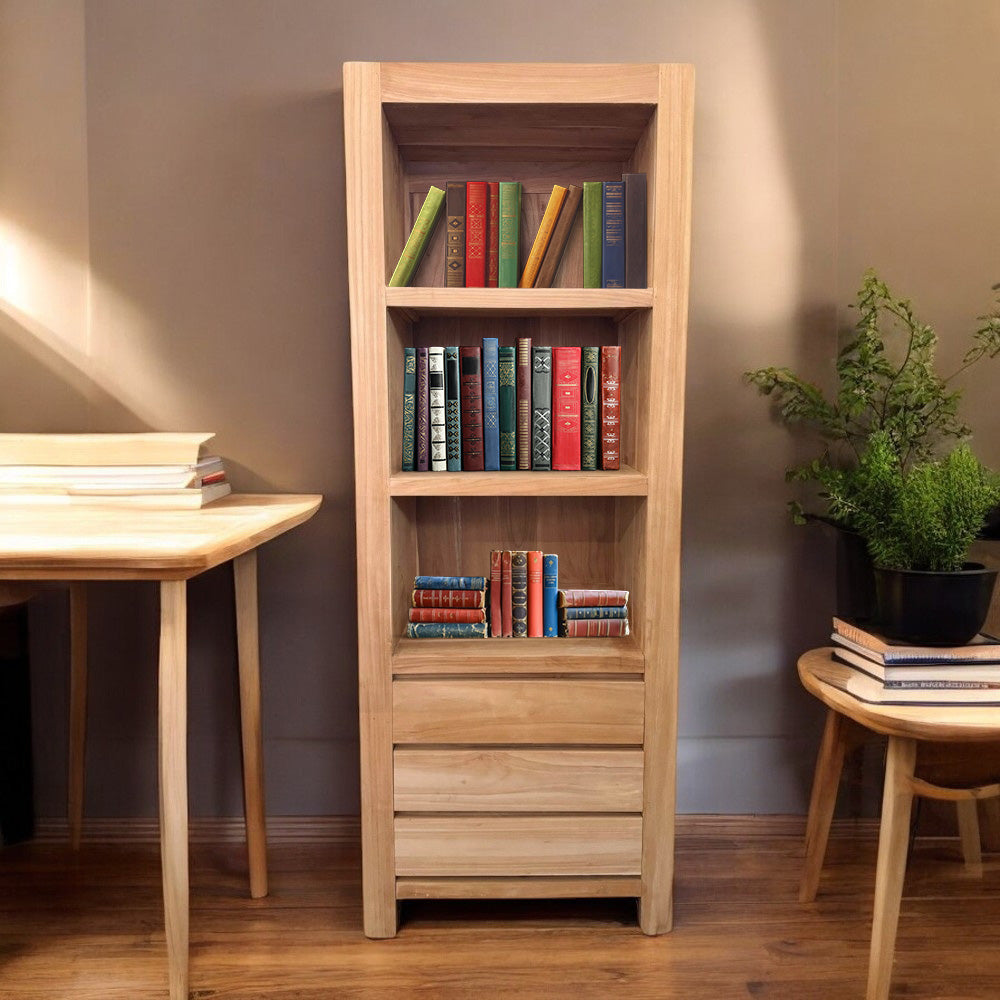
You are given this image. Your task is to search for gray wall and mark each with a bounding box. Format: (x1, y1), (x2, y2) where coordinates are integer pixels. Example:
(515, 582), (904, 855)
(1, 0), (998, 818)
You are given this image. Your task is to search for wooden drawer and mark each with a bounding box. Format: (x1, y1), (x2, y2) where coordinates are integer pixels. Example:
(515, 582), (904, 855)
(394, 748), (643, 812)
(392, 678), (644, 744)
(395, 815), (642, 876)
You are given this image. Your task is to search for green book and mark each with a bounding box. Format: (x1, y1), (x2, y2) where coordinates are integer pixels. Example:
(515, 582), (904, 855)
(498, 181), (522, 288)
(498, 345), (516, 470)
(582, 181), (603, 289)
(581, 346), (600, 470)
(389, 186), (445, 287)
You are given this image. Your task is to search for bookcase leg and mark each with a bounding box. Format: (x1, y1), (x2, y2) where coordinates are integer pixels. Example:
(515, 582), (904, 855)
(638, 886), (673, 935)
(68, 582), (88, 851)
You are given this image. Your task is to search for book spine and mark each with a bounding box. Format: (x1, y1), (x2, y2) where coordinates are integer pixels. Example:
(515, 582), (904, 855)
(407, 622), (489, 639)
(551, 345), (582, 471)
(561, 606), (629, 620)
(498, 181), (521, 288)
(511, 551), (528, 637)
(486, 181), (500, 288)
(416, 346), (429, 472)
(389, 185), (445, 287)
(559, 618), (629, 638)
(519, 184), (567, 288)
(402, 347), (416, 471)
(601, 345), (621, 470)
(490, 549), (502, 637)
(527, 550), (543, 637)
(412, 589), (486, 609)
(543, 553), (559, 638)
(408, 607), (487, 624)
(428, 346), (446, 472)
(459, 346), (484, 471)
(501, 550), (513, 637)
(534, 184), (582, 289)
(465, 181), (488, 287)
(516, 337), (533, 470)
(558, 589), (629, 608)
(581, 346), (600, 471)
(601, 181), (625, 288)
(582, 181), (603, 288)
(414, 575), (487, 591)
(445, 181), (466, 287)
(498, 345), (517, 471)
(623, 172), (647, 288)
(445, 346), (462, 471)
(481, 337), (500, 471)
(531, 346), (552, 470)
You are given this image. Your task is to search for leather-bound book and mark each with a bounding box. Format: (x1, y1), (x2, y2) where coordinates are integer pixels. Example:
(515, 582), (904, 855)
(465, 181), (488, 287)
(459, 346), (484, 471)
(623, 172), (647, 288)
(409, 607), (487, 623)
(486, 181), (500, 288)
(519, 185), (567, 288)
(582, 181), (603, 288)
(445, 181), (466, 287)
(490, 549), (502, 638)
(498, 345), (516, 470)
(516, 337), (532, 470)
(407, 622), (488, 639)
(501, 549), (513, 637)
(411, 588), (487, 608)
(601, 181), (625, 288)
(535, 184), (582, 289)
(552, 345), (582, 471)
(527, 550), (544, 637)
(481, 337), (500, 471)
(402, 346), (416, 471)
(445, 346), (462, 471)
(600, 345), (621, 470)
(557, 588), (628, 608)
(389, 185), (445, 287)
(558, 618), (629, 637)
(511, 551), (528, 637)
(498, 182), (521, 288)
(428, 346), (446, 471)
(531, 346), (552, 470)
(581, 346), (600, 470)
(416, 346), (429, 472)
(542, 553), (559, 637)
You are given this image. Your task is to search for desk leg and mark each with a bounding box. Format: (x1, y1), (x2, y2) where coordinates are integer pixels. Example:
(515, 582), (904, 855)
(234, 550), (268, 899)
(68, 582), (88, 850)
(867, 735), (916, 1000)
(158, 580), (189, 1000)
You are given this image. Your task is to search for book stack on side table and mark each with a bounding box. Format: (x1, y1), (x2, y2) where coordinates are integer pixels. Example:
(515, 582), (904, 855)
(406, 575), (488, 638)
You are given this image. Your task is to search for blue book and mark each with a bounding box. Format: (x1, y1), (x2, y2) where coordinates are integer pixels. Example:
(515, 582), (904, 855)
(601, 181), (625, 289)
(561, 606), (629, 620)
(542, 554), (559, 637)
(482, 337), (500, 471)
(445, 346), (462, 471)
(402, 347), (416, 471)
(413, 575), (487, 591)
(406, 622), (489, 639)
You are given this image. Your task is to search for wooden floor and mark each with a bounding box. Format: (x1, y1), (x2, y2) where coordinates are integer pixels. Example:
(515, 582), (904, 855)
(1, 817), (999, 999)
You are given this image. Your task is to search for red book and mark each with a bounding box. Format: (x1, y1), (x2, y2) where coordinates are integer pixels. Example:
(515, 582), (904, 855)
(552, 346), (582, 470)
(459, 346), (484, 470)
(489, 549), (502, 637)
(559, 618), (630, 637)
(411, 588), (487, 608)
(516, 337), (532, 470)
(558, 588), (629, 608)
(600, 345), (621, 470)
(465, 181), (488, 287)
(527, 550), (543, 637)
(408, 607), (487, 623)
(501, 550), (513, 637)
(486, 181), (500, 287)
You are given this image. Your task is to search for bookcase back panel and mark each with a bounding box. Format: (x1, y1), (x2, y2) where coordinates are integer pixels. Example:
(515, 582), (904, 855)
(391, 498), (419, 639)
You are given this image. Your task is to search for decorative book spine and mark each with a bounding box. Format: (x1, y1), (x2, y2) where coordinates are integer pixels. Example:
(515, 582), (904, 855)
(501, 549), (513, 637)
(535, 184), (582, 289)
(558, 588), (629, 608)
(389, 185), (445, 287)
(465, 181), (488, 287)
(498, 181), (521, 288)
(551, 345), (582, 471)
(516, 337), (532, 470)
(408, 608), (487, 623)
(600, 345), (621, 470)
(407, 622), (488, 639)
(445, 181), (466, 287)
(519, 185), (567, 288)
(581, 346), (600, 471)
(481, 337), (500, 472)
(562, 606), (628, 620)
(511, 551), (528, 637)
(445, 346), (462, 471)
(412, 589), (486, 608)
(490, 549), (502, 638)
(459, 346), (484, 471)
(531, 346), (552, 471)
(414, 575), (487, 590)
(416, 346), (429, 472)
(623, 172), (647, 288)
(486, 181), (500, 288)
(542, 553), (558, 638)
(601, 181), (625, 288)
(498, 346), (517, 471)
(428, 347), (446, 472)
(527, 550), (543, 637)
(402, 347), (416, 471)
(559, 618), (629, 638)
(582, 181), (603, 288)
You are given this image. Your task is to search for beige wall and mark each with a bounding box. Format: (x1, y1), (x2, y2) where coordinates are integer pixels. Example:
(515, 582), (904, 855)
(1, 1), (995, 817)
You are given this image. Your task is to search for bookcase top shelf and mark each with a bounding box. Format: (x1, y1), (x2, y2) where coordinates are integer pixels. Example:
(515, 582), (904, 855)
(389, 468), (647, 497)
(385, 287), (652, 320)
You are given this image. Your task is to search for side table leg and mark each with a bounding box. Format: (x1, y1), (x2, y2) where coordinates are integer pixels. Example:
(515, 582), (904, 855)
(234, 550), (268, 899)
(867, 735), (916, 1000)
(956, 798), (983, 871)
(68, 582), (88, 850)
(158, 580), (189, 1000)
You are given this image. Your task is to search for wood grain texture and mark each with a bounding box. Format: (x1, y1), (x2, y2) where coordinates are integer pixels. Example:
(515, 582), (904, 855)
(67, 581), (88, 852)
(396, 875), (642, 899)
(386, 286), (652, 316)
(390, 467), (647, 497)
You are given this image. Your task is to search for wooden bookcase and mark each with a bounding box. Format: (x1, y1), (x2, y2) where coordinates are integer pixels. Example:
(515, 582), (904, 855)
(343, 62), (693, 938)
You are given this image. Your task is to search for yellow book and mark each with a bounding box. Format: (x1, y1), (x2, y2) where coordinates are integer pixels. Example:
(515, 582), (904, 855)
(518, 185), (567, 288)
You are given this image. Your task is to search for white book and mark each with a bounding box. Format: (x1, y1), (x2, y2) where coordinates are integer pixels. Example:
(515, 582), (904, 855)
(428, 347), (447, 472)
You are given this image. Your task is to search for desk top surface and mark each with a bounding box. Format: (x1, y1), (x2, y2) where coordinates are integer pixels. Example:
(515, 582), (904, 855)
(799, 647), (1000, 742)
(0, 493), (322, 580)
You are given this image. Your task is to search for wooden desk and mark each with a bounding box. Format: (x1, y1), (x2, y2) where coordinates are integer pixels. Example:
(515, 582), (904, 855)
(0, 494), (322, 1000)
(798, 648), (1000, 1000)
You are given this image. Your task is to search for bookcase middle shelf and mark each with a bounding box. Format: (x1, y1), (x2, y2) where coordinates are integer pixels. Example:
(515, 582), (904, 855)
(389, 467), (647, 497)
(385, 286), (653, 319)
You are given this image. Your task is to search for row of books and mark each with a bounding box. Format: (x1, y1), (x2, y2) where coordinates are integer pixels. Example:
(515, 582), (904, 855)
(825, 616), (1000, 705)
(390, 175), (646, 290)
(0, 433), (232, 508)
(403, 340), (621, 472)
(404, 564), (630, 639)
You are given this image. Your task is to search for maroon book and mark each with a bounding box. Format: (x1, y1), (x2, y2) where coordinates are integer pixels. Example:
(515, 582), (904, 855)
(408, 607), (487, 623)
(411, 588), (486, 608)
(416, 346), (429, 472)
(600, 345), (621, 470)
(558, 588), (628, 608)
(490, 548), (502, 637)
(486, 181), (500, 288)
(501, 549), (513, 637)
(516, 336), (532, 470)
(465, 181), (488, 287)
(559, 618), (629, 637)
(552, 345), (582, 471)
(459, 346), (484, 470)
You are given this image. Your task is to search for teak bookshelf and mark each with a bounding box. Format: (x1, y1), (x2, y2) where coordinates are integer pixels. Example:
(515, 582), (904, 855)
(344, 62), (693, 938)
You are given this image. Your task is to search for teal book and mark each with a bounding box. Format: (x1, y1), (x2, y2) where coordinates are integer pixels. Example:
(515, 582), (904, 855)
(389, 185), (445, 287)
(414, 575), (487, 590)
(482, 337), (500, 471)
(498, 345), (516, 470)
(543, 553), (559, 637)
(445, 346), (462, 471)
(581, 346), (600, 470)
(560, 606), (629, 620)
(406, 622), (489, 639)
(402, 347), (416, 471)
(498, 181), (522, 288)
(582, 181), (603, 288)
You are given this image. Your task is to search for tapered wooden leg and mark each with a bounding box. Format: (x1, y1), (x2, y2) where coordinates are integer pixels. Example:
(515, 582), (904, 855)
(234, 550), (268, 899)
(867, 736), (916, 1000)
(957, 798), (983, 870)
(68, 583), (88, 850)
(158, 580), (188, 1000)
(981, 796), (1000, 853)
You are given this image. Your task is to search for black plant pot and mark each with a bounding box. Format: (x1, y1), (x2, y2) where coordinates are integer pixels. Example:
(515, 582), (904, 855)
(874, 563), (999, 646)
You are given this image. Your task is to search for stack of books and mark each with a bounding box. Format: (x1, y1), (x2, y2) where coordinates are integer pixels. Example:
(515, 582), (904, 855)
(0, 433), (231, 508)
(827, 616), (1000, 704)
(406, 575), (488, 638)
(488, 550), (560, 639)
(558, 589), (630, 637)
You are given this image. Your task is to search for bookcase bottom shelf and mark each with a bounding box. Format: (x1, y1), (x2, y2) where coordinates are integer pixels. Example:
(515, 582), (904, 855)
(396, 875), (642, 900)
